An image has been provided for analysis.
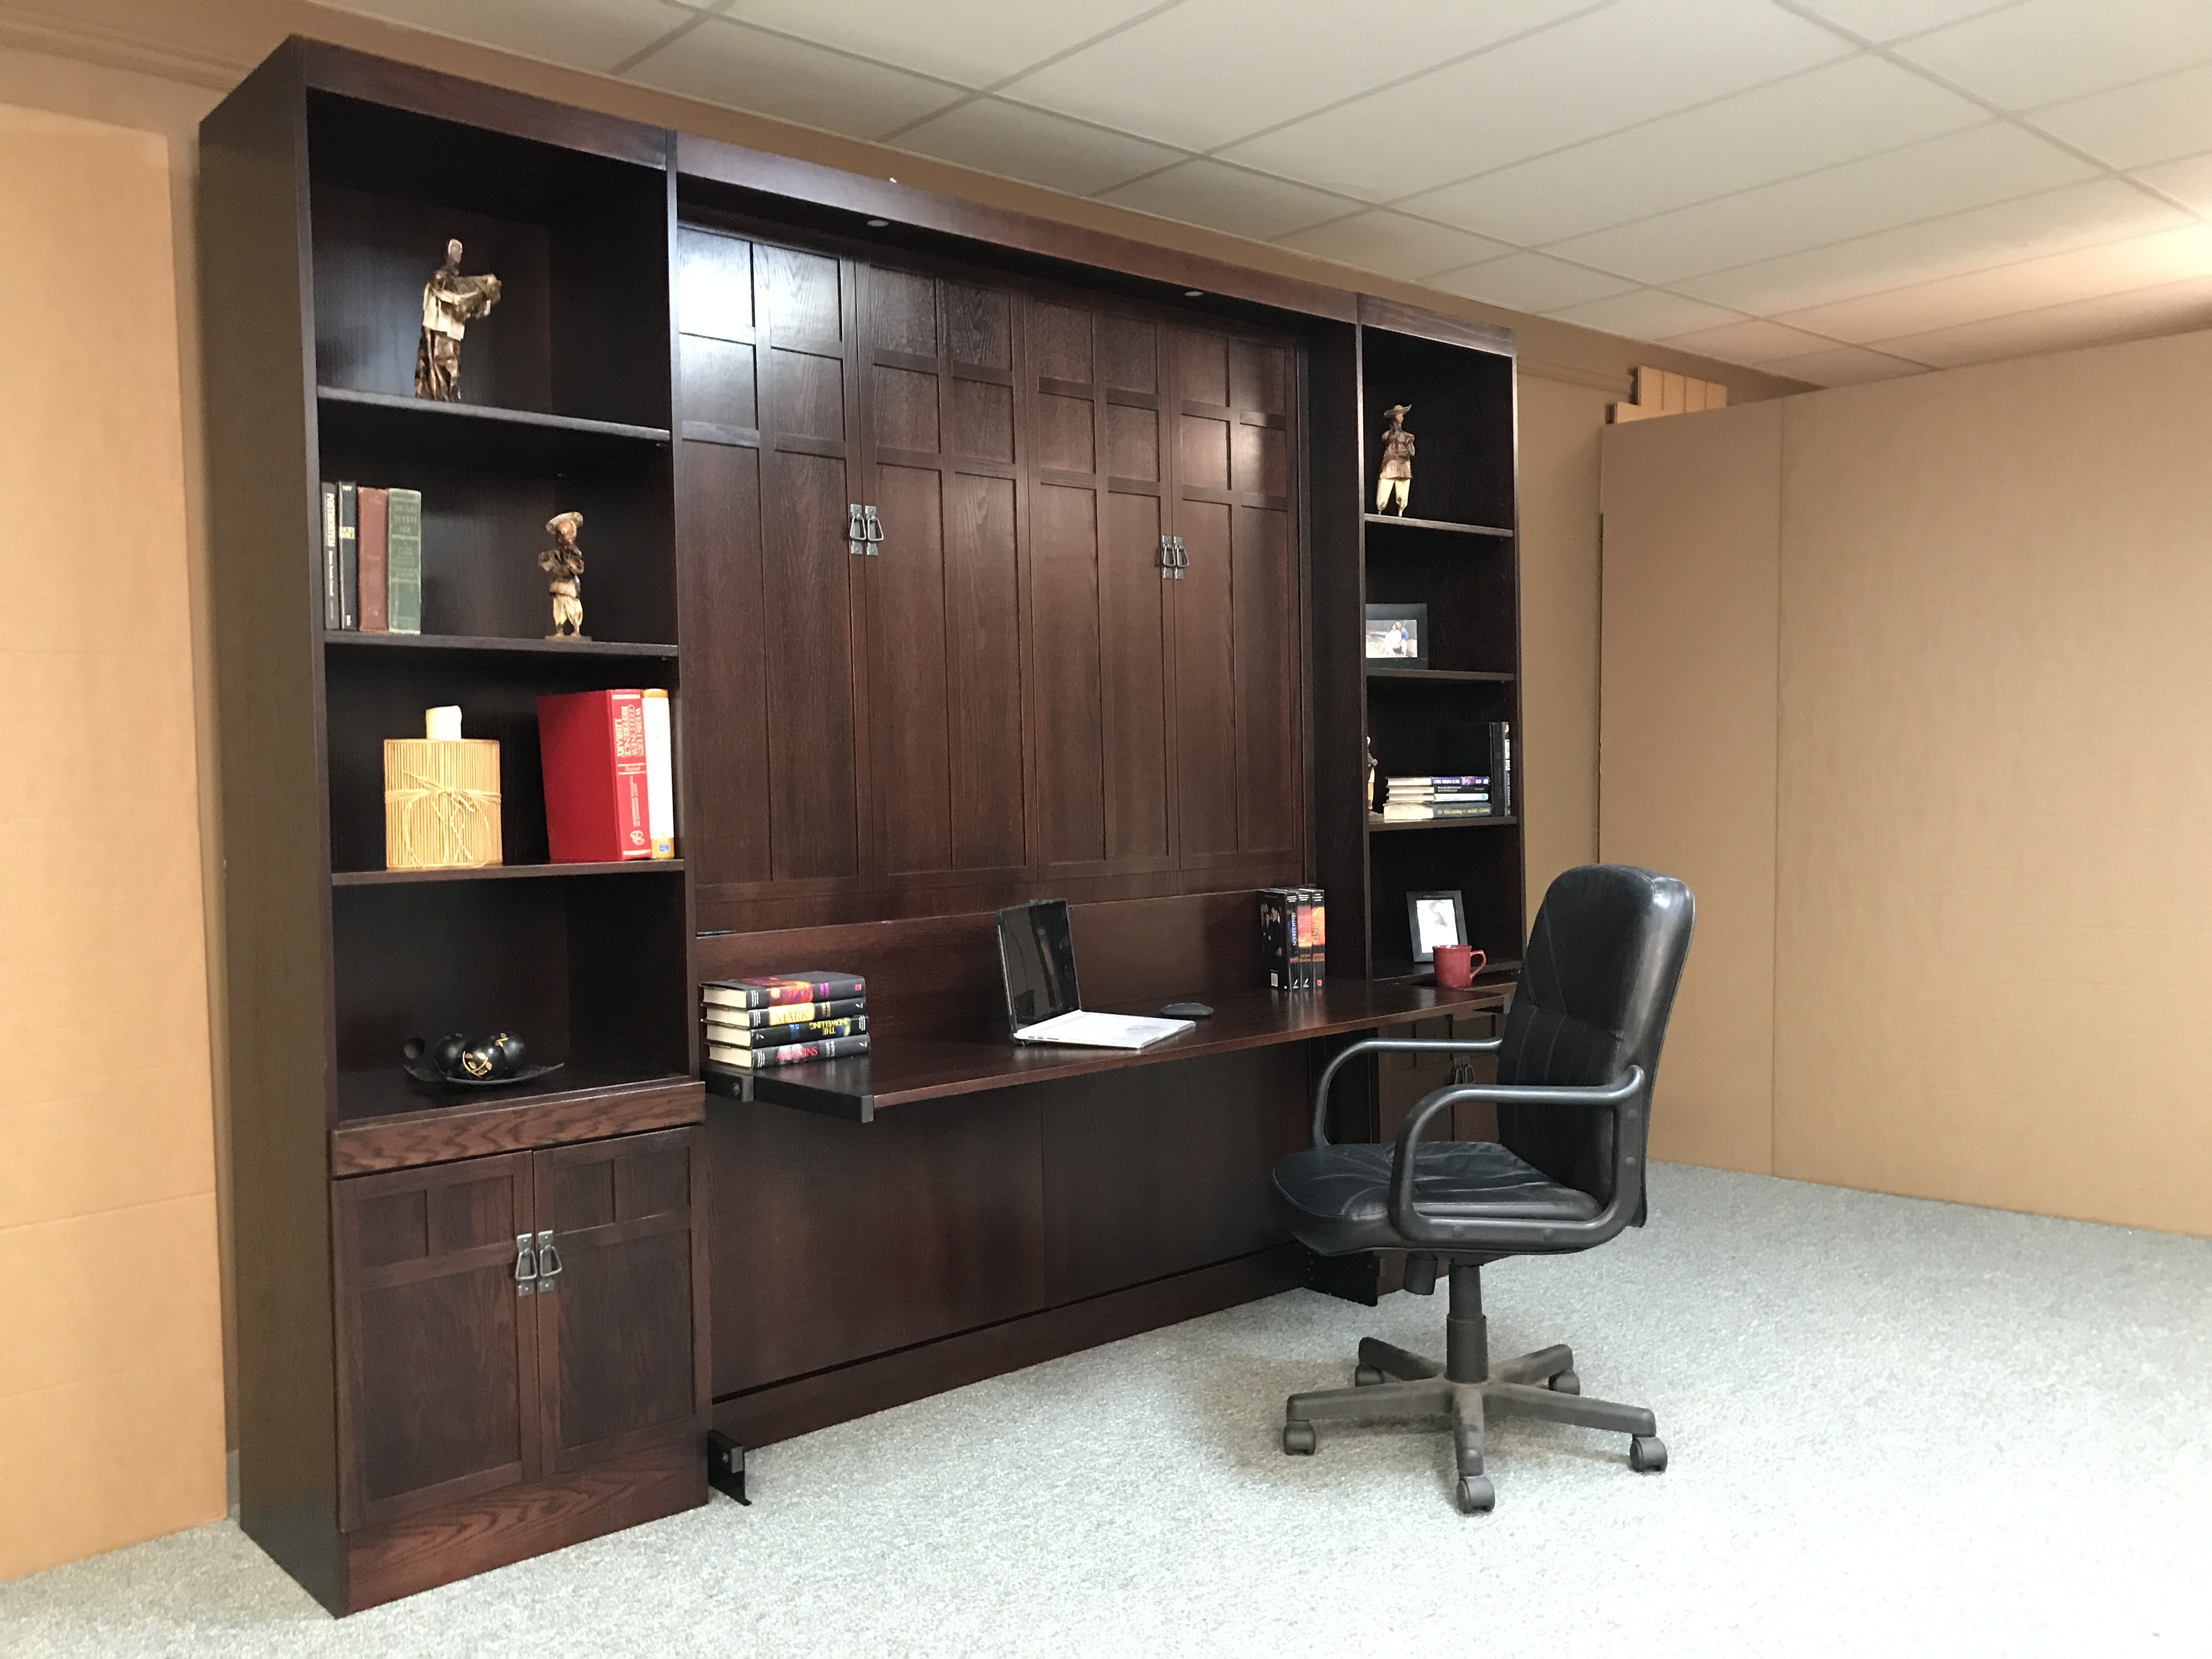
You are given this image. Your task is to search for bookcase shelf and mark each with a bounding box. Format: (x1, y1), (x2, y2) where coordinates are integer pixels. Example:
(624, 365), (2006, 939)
(334, 1064), (697, 1129)
(1368, 815), (1520, 833)
(326, 630), (679, 658)
(1365, 667), (1515, 684)
(333, 860), (685, 886)
(1363, 513), (1514, 539)
(317, 386), (670, 468)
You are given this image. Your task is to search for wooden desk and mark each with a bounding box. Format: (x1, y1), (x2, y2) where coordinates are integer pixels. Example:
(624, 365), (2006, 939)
(708, 980), (1508, 1122)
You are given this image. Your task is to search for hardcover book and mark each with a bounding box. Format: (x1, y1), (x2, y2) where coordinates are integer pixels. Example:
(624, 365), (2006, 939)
(643, 687), (674, 859)
(357, 486), (388, 633)
(703, 972), (866, 1009)
(538, 689), (653, 862)
(336, 480), (358, 631)
(707, 1033), (872, 1069)
(1380, 802), (1495, 821)
(385, 487), (422, 634)
(700, 995), (867, 1026)
(320, 482), (340, 630)
(705, 1014), (868, 1047)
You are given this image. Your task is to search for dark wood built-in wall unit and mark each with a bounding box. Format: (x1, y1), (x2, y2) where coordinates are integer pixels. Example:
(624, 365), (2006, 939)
(203, 39), (1525, 1613)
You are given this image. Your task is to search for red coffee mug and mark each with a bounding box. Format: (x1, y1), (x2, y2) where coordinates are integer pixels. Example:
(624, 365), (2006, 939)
(1432, 944), (1486, 989)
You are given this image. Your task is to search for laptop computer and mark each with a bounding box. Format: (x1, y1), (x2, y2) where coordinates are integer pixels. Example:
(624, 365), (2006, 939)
(995, 899), (1196, 1049)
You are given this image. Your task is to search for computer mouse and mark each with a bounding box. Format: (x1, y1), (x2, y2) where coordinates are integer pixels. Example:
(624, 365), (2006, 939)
(1160, 1001), (1214, 1019)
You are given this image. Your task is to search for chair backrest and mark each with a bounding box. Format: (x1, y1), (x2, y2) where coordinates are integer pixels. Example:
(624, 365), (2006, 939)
(1494, 865), (1695, 1212)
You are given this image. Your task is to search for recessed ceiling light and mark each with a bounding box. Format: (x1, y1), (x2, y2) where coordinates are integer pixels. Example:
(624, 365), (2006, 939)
(866, 218), (889, 228)
(1184, 289), (1203, 298)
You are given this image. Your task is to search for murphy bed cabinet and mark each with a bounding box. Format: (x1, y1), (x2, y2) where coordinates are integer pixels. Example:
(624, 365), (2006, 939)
(202, 39), (1524, 1613)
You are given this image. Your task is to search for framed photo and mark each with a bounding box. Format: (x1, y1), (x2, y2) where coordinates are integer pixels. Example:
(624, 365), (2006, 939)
(1364, 603), (1429, 670)
(1406, 889), (1466, 964)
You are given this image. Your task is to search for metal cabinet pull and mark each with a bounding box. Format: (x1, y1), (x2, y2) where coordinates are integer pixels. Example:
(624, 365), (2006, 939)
(535, 1229), (562, 1290)
(514, 1233), (537, 1297)
(849, 503), (868, 557)
(1158, 534), (1187, 579)
(862, 504), (884, 554)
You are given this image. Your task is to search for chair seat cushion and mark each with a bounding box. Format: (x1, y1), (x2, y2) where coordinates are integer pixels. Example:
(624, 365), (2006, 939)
(1273, 1140), (1598, 1256)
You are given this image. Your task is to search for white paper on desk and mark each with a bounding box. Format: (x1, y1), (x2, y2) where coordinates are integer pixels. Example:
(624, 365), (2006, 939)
(1012, 1011), (1195, 1049)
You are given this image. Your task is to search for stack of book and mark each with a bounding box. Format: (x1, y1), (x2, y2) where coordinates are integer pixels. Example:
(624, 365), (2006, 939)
(1259, 887), (1326, 990)
(1378, 775), (1494, 822)
(701, 971), (870, 1071)
(321, 479), (423, 634)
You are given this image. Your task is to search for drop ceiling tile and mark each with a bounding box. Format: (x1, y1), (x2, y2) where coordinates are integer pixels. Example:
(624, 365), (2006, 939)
(1546, 122), (2096, 285)
(625, 15), (964, 140)
(1218, 0), (1853, 201)
(893, 99), (1184, 196)
(2030, 63), (2212, 169)
(1657, 318), (1846, 366)
(999, 0), (1602, 155)
(332, 0), (687, 71)
(1274, 212), (1516, 281)
(1757, 343), (1931, 385)
(1867, 272), (2212, 368)
(1099, 159), (1353, 241)
(2134, 150), (2212, 214)
(1781, 1), (2020, 44)
(1893, 0), (2212, 109)
(1426, 252), (1639, 312)
(1675, 179), (2187, 313)
(681, 0), (1165, 88)
(1543, 288), (1746, 340)
(1775, 223), (2212, 343)
(1399, 55), (1988, 247)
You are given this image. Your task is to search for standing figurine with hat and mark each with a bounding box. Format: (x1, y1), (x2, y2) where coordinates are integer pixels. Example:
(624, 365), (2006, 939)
(1376, 403), (1415, 516)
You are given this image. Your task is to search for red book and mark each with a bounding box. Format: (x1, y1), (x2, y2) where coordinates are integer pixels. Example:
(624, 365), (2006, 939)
(538, 690), (652, 862)
(356, 486), (388, 633)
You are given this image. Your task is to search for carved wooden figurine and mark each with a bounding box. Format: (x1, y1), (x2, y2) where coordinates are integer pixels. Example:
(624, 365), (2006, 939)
(414, 238), (502, 401)
(540, 511), (586, 639)
(1376, 403), (1415, 515)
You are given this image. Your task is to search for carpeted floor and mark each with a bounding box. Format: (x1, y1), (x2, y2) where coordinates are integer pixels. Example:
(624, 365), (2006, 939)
(4, 1163), (2208, 1657)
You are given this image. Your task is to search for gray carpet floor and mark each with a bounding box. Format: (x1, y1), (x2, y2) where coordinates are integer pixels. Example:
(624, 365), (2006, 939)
(5, 1163), (2209, 1657)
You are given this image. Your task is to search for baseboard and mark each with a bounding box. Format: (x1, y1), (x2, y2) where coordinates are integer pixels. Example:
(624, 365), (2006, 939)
(714, 1244), (1307, 1448)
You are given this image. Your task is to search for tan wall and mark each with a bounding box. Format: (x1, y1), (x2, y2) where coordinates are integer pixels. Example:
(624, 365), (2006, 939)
(0, 103), (224, 1579)
(0, 2), (1805, 1577)
(1598, 405), (1781, 1173)
(1602, 327), (2212, 1237)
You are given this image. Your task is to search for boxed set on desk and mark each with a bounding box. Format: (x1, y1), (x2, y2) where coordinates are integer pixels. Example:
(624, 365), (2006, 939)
(1259, 887), (1325, 991)
(701, 971), (870, 1071)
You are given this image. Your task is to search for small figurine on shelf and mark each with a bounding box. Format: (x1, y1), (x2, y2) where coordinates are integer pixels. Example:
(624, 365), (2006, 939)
(1376, 403), (1415, 516)
(414, 238), (502, 402)
(540, 510), (587, 639)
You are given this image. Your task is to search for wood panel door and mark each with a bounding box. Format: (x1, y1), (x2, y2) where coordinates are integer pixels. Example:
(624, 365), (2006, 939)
(1168, 326), (1303, 890)
(856, 263), (1027, 896)
(332, 1153), (538, 1531)
(677, 224), (863, 924)
(533, 1126), (708, 1475)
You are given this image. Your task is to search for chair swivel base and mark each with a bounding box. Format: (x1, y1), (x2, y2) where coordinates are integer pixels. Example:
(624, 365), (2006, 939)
(1282, 1336), (1668, 1514)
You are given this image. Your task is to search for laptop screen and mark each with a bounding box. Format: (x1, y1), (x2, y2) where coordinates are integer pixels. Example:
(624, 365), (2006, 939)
(996, 899), (1081, 1030)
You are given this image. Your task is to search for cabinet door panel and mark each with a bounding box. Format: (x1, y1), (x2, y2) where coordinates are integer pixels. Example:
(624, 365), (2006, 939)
(762, 446), (860, 881)
(1028, 481), (1106, 866)
(868, 461), (953, 874)
(332, 1153), (536, 1531)
(534, 1127), (706, 1474)
(1233, 502), (1300, 856)
(1101, 487), (1171, 862)
(1172, 498), (1238, 856)
(946, 471), (1025, 870)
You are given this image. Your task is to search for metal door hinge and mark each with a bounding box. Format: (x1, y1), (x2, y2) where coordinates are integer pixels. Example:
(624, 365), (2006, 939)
(514, 1233), (538, 1296)
(534, 1229), (562, 1291)
(1158, 534), (1187, 579)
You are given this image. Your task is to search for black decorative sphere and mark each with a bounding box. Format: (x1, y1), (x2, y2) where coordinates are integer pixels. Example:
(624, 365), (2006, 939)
(431, 1033), (469, 1075)
(458, 1041), (501, 1080)
(489, 1032), (527, 1075)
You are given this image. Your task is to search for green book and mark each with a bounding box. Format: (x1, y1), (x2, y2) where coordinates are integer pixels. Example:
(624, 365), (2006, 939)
(385, 488), (422, 634)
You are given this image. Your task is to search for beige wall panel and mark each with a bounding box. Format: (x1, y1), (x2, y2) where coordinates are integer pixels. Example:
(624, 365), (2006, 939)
(1515, 373), (1612, 910)
(1774, 331), (2212, 1234)
(1600, 406), (1782, 1175)
(0, 101), (222, 1579)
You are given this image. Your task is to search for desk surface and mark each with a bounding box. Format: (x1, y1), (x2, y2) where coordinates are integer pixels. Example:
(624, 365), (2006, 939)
(707, 977), (1512, 1121)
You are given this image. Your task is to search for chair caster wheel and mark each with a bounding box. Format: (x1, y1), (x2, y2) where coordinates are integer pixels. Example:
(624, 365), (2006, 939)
(1455, 1475), (1495, 1514)
(1353, 1364), (1385, 1386)
(1283, 1421), (1317, 1455)
(1629, 1434), (1668, 1473)
(1549, 1369), (1581, 1395)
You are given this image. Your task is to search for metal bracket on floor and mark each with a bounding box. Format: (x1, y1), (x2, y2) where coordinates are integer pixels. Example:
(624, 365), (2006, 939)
(707, 1430), (751, 1504)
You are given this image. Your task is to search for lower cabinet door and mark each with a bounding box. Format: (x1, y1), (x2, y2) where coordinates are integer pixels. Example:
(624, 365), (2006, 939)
(332, 1151), (539, 1530)
(532, 1126), (707, 1474)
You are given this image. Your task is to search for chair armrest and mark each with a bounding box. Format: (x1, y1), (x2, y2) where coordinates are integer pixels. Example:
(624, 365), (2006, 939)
(1387, 1067), (1646, 1250)
(1310, 1034), (1504, 1147)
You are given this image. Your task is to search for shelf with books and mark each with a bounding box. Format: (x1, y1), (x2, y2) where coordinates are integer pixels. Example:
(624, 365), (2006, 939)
(326, 631), (679, 658)
(1363, 512), (1514, 539)
(333, 859), (685, 887)
(1368, 815), (1519, 833)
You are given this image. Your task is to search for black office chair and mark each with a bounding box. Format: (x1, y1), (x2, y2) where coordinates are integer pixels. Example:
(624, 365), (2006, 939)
(1273, 864), (1694, 1513)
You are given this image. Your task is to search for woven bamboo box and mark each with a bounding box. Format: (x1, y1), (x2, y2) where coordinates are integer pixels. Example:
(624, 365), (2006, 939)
(384, 737), (503, 869)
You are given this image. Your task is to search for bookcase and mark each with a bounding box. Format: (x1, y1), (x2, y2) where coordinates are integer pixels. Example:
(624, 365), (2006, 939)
(1313, 297), (1526, 987)
(201, 43), (706, 1614)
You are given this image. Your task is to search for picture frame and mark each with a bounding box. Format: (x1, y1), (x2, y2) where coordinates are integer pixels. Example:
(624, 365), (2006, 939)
(1364, 603), (1429, 670)
(1406, 889), (1467, 964)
